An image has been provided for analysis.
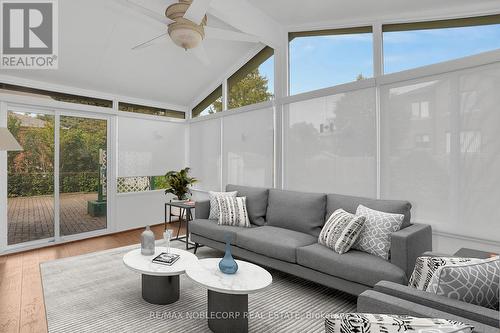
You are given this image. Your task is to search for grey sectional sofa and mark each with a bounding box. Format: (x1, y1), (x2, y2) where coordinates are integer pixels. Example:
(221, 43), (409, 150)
(190, 184), (432, 296)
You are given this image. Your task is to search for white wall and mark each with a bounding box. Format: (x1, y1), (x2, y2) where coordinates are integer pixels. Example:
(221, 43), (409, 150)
(116, 191), (174, 232)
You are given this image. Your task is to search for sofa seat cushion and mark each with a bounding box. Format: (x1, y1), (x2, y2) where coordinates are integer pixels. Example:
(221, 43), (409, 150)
(297, 243), (407, 287)
(226, 184), (269, 226)
(235, 226), (317, 263)
(266, 189), (326, 237)
(190, 219), (251, 243)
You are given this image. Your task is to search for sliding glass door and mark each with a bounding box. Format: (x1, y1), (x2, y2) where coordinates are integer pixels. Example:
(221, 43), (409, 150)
(7, 110), (55, 245)
(59, 115), (108, 236)
(6, 107), (110, 247)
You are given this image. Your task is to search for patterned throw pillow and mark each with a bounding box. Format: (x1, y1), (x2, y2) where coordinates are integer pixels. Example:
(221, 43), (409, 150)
(318, 209), (365, 254)
(352, 205), (404, 260)
(325, 313), (473, 333)
(426, 256), (500, 310)
(409, 256), (480, 291)
(216, 196), (250, 227)
(208, 191), (237, 220)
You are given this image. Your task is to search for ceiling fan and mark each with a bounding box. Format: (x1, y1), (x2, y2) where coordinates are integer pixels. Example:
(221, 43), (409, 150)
(117, 0), (261, 65)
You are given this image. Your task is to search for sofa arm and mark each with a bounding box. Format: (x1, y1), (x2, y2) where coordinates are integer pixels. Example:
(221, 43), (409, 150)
(391, 223), (432, 277)
(374, 281), (499, 328)
(195, 200), (210, 219)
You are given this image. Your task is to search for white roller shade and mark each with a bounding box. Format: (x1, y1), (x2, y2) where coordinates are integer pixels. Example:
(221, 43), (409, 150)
(118, 117), (185, 177)
(380, 62), (500, 241)
(283, 87), (377, 196)
(222, 107), (274, 188)
(189, 118), (221, 191)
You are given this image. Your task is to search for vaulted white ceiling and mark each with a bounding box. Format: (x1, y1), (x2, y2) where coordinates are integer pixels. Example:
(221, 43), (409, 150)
(1, 0), (499, 108)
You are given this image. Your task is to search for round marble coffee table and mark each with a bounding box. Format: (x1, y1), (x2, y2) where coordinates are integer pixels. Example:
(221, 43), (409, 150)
(185, 258), (272, 333)
(123, 247), (198, 305)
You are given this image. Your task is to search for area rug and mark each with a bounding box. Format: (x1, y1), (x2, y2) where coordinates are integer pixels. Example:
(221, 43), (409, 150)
(40, 241), (356, 332)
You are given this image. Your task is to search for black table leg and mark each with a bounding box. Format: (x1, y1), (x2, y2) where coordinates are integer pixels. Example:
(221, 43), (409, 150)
(207, 290), (248, 333)
(185, 208), (190, 250)
(142, 274), (179, 305)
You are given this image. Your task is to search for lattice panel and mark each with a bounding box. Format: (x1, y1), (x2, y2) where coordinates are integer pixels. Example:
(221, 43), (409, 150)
(117, 176), (151, 193)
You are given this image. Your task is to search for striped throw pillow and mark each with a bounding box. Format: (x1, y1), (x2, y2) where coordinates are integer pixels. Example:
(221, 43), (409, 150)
(208, 191), (237, 220)
(319, 209), (366, 254)
(216, 196), (250, 227)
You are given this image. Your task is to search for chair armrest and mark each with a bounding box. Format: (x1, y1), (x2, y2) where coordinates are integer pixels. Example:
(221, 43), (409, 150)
(391, 223), (432, 277)
(195, 200), (210, 219)
(357, 290), (497, 333)
(422, 251), (449, 257)
(374, 281), (499, 328)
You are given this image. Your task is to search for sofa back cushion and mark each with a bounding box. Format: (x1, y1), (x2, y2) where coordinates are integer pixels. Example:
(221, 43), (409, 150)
(226, 184), (269, 226)
(266, 189), (326, 237)
(327, 193), (412, 228)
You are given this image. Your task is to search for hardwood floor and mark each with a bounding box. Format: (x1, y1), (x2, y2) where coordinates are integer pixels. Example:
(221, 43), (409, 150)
(0, 223), (186, 333)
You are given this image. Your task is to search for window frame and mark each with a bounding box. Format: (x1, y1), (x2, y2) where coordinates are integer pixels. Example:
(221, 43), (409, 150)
(118, 102), (185, 119)
(382, 14), (500, 74)
(192, 85), (223, 118)
(0, 83), (113, 108)
(227, 46), (275, 110)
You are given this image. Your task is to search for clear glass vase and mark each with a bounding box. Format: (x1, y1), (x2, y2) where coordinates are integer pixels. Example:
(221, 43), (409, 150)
(163, 229), (172, 254)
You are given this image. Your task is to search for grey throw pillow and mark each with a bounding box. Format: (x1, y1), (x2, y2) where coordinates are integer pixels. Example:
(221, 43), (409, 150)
(318, 209), (365, 254)
(208, 191), (237, 220)
(409, 256), (480, 291)
(216, 196), (250, 228)
(352, 204), (404, 260)
(426, 256), (500, 310)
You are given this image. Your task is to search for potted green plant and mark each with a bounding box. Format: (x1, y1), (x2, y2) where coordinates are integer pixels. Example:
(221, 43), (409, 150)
(164, 167), (198, 201)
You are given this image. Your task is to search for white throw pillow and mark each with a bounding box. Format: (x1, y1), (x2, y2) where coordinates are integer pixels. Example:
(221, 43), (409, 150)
(318, 209), (365, 254)
(208, 191), (237, 220)
(352, 205), (404, 260)
(216, 196), (250, 228)
(409, 256), (480, 291)
(325, 313), (473, 333)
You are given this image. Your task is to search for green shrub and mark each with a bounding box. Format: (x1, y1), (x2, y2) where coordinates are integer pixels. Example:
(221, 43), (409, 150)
(8, 172), (100, 197)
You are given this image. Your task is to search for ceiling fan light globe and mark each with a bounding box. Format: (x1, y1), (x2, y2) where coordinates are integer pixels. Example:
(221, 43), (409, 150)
(169, 26), (203, 49)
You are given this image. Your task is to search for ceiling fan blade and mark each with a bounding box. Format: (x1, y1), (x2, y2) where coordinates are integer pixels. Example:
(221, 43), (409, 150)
(184, 0), (212, 25)
(132, 32), (169, 50)
(190, 44), (211, 66)
(115, 0), (174, 25)
(205, 26), (259, 43)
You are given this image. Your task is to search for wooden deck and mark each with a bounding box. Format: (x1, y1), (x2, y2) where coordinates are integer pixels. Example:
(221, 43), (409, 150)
(8, 193), (106, 245)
